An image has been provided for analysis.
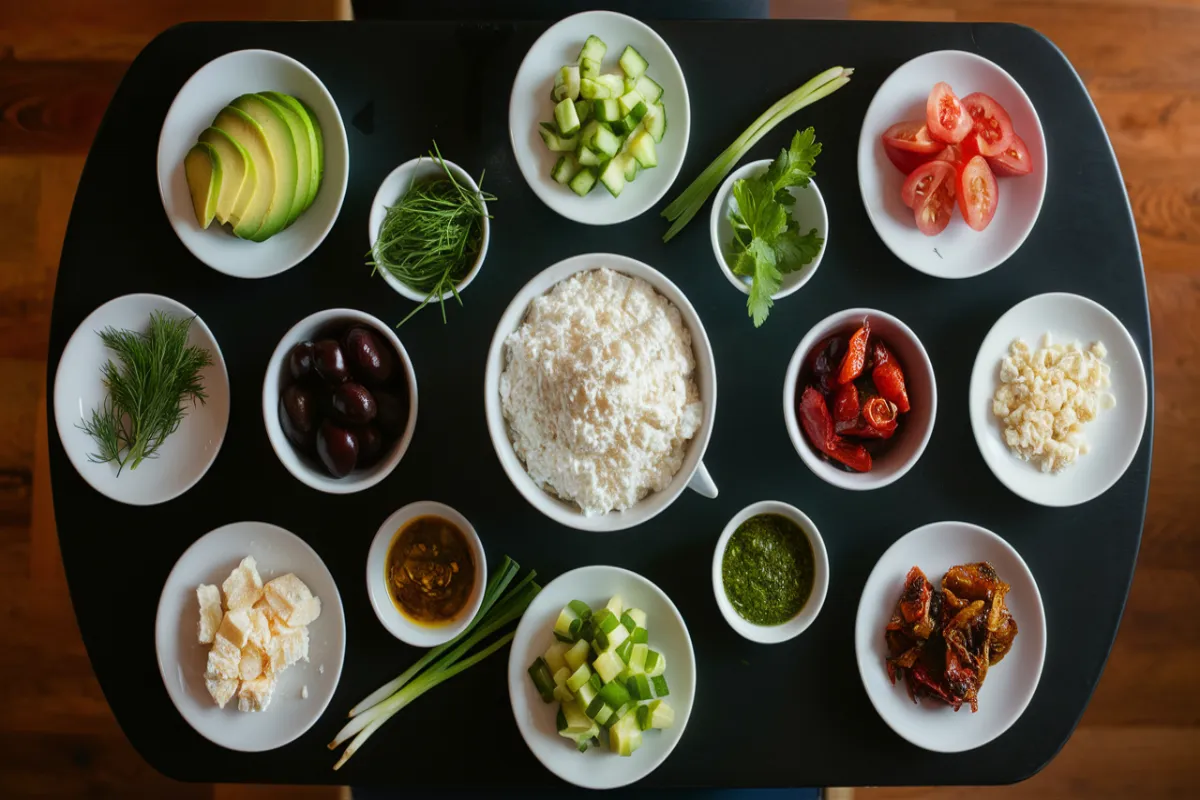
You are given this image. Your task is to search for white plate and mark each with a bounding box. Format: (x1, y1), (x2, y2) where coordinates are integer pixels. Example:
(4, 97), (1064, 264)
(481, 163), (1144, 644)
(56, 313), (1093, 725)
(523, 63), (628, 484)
(969, 292), (1148, 507)
(157, 49), (349, 278)
(507, 565), (695, 789)
(509, 11), (690, 225)
(53, 293), (230, 506)
(857, 50), (1047, 279)
(855, 521), (1046, 753)
(154, 521), (346, 752)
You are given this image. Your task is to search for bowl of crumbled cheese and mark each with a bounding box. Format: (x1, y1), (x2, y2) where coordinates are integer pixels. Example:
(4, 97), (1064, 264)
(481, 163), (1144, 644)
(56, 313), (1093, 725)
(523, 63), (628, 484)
(484, 253), (717, 532)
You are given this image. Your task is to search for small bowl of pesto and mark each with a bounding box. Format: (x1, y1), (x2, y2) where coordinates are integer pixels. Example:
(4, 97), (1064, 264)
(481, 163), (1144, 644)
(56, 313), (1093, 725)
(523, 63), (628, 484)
(712, 501), (828, 644)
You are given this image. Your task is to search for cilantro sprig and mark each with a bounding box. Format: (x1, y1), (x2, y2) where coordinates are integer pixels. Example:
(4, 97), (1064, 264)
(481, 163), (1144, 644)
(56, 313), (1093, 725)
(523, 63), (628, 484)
(727, 128), (825, 327)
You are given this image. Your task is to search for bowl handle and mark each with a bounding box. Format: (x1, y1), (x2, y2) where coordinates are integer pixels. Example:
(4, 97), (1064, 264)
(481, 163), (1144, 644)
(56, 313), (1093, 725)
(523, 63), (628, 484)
(686, 461), (718, 499)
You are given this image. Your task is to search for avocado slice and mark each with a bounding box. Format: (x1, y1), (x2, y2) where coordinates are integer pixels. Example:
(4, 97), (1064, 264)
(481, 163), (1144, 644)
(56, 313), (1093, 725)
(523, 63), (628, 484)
(230, 93), (297, 241)
(211, 106), (276, 240)
(299, 98), (325, 194)
(261, 92), (320, 213)
(197, 127), (249, 226)
(252, 93), (310, 226)
(184, 142), (221, 229)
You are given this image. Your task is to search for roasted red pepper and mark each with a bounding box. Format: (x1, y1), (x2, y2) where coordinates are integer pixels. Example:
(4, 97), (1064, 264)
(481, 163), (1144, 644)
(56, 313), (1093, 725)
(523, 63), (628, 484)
(832, 382), (860, 423)
(872, 338), (893, 368)
(806, 335), (844, 395)
(836, 320), (871, 385)
(863, 396), (899, 433)
(798, 387), (873, 472)
(873, 360), (911, 413)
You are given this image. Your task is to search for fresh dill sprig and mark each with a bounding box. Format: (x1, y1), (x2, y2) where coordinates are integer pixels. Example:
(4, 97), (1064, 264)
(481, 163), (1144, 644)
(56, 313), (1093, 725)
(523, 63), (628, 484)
(78, 311), (213, 475)
(367, 141), (495, 326)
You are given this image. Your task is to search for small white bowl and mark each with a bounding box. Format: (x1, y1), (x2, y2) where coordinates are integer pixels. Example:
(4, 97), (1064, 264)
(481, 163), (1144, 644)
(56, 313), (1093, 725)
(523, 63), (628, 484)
(969, 292), (1148, 507)
(855, 520), (1046, 753)
(783, 308), (937, 490)
(53, 293), (230, 506)
(712, 501), (829, 644)
(368, 157), (491, 304)
(483, 252), (718, 532)
(365, 501), (487, 648)
(857, 50), (1047, 279)
(157, 49), (349, 279)
(507, 565), (696, 789)
(710, 159), (828, 300)
(262, 308), (418, 494)
(508, 10), (691, 225)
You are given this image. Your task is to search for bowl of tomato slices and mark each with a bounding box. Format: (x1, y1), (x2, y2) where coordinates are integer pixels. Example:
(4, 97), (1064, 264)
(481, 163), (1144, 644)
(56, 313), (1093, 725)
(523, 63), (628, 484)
(783, 309), (937, 491)
(857, 50), (1047, 279)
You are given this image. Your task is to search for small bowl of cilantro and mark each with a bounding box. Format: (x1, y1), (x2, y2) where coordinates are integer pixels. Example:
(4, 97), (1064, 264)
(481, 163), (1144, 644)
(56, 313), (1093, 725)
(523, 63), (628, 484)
(708, 128), (828, 329)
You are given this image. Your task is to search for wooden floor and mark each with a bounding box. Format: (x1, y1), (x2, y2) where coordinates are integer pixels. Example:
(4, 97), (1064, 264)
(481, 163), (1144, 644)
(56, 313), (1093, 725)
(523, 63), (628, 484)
(0, 1), (1196, 797)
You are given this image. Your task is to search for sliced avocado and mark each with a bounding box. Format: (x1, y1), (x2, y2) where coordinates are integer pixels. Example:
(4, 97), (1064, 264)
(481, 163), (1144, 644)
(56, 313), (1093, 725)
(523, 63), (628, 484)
(196, 127), (248, 226)
(211, 106), (275, 240)
(261, 91), (320, 212)
(230, 93), (297, 241)
(184, 142), (221, 229)
(253, 93), (310, 226)
(298, 97), (325, 192)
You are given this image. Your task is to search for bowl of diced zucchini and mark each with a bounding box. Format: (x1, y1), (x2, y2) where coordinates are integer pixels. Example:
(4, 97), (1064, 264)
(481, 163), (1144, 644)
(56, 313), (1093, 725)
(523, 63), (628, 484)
(507, 565), (695, 789)
(508, 10), (689, 225)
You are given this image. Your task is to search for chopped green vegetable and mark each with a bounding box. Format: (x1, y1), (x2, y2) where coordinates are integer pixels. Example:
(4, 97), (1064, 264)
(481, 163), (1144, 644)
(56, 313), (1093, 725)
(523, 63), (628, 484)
(528, 657), (555, 702)
(651, 674), (670, 697)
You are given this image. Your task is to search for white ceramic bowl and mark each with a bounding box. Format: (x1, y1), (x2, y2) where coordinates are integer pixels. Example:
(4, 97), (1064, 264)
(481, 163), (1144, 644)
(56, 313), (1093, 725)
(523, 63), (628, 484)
(857, 50), (1047, 279)
(484, 252), (717, 532)
(710, 159), (828, 300)
(154, 520), (346, 752)
(507, 565), (696, 789)
(712, 501), (829, 644)
(969, 292), (1148, 507)
(365, 501), (487, 647)
(367, 157), (491, 303)
(53, 293), (230, 506)
(508, 10), (690, 225)
(855, 520), (1046, 753)
(262, 309), (418, 494)
(783, 308), (937, 490)
(156, 49), (350, 278)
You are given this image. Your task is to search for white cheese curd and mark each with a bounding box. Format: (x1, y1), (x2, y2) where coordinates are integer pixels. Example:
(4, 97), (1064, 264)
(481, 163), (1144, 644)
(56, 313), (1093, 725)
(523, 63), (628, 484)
(500, 268), (703, 516)
(992, 333), (1116, 473)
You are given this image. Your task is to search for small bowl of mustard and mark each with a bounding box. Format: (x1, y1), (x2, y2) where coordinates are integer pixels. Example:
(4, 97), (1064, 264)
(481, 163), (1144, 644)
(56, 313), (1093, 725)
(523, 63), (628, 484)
(712, 501), (828, 644)
(367, 500), (487, 648)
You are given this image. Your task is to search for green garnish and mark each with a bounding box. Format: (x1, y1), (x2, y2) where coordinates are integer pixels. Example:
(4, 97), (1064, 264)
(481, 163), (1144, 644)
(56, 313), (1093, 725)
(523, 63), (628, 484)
(79, 312), (212, 474)
(728, 128), (825, 327)
(329, 556), (539, 770)
(661, 66), (851, 242)
(367, 141), (495, 326)
(722, 513), (814, 626)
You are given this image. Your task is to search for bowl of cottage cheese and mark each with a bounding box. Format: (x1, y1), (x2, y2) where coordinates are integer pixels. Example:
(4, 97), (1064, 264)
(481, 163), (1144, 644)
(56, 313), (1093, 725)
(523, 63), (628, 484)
(485, 254), (717, 532)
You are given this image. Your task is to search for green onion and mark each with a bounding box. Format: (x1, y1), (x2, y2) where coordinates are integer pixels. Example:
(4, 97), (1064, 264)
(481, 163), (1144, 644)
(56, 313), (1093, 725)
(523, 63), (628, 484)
(661, 66), (852, 242)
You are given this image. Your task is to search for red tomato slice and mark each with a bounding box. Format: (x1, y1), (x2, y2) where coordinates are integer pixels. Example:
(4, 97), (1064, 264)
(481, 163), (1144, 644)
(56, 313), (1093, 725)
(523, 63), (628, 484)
(883, 141), (937, 175)
(957, 155), (999, 231)
(901, 161), (957, 235)
(961, 93), (1015, 157)
(933, 144), (963, 167)
(986, 133), (1033, 177)
(926, 82), (973, 144)
(881, 120), (942, 173)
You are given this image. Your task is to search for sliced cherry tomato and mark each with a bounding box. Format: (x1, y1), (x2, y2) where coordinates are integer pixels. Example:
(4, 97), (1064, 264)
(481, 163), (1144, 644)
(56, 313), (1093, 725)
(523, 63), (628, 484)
(901, 160), (954, 209)
(961, 92), (1014, 158)
(872, 360), (911, 413)
(881, 120), (941, 174)
(957, 155), (999, 232)
(986, 133), (1033, 177)
(902, 160), (957, 236)
(934, 144), (963, 167)
(798, 386), (872, 473)
(837, 321), (871, 385)
(926, 82), (973, 144)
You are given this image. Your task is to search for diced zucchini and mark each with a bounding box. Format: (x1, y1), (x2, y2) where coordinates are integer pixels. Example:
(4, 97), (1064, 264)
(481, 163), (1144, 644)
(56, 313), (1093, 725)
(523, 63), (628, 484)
(605, 596), (624, 615)
(626, 673), (653, 701)
(528, 657), (555, 703)
(574, 99), (591, 124)
(651, 674), (670, 698)
(567, 600), (592, 619)
(628, 643), (648, 674)
(618, 90), (644, 118)
(564, 639), (591, 671)
(611, 701), (634, 721)
(553, 684), (574, 703)
(569, 166), (598, 196)
(552, 666), (571, 688)
(579, 77), (610, 100)
(648, 699), (675, 729)
(578, 34), (607, 64)
(543, 642), (570, 674)
(609, 713), (643, 757)
(644, 648), (666, 678)
(590, 124), (621, 158)
(555, 98), (581, 136)
(609, 115), (632, 136)
(580, 57), (601, 80)
(634, 74), (663, 104)
(593, 649), (623, 683)
(645, 102), (666, 143)
(598, 678), (632, 709)
(577, 147), (604, 167)
(597, 74), (626, 97)
(588, 672), (603, 692)
(619, 612), (638, 633)
(538, 125), (579, 153)
(631, 626), (649, 644)
(551, 154), (582, 185)
(619, 45), (649, 79)
(626, 608), (648, 629)
(557, 65), (581, 102)
(566, 663), (592, 693)
(595, 614), (630, 648)
(594, 98), (621, 123)
(556, 705), (568, 732)
(592, 701), (614, 726)
(636, 703), (653, 731)
(576, 680), (598, 710)
(559, 701), (596, 737)
(624, 76), (637, 93)
(615, 637), (635, 664)
(585, 694), (607, 720)
(629, 130), (658, 168)
(622, 154), (639, 182)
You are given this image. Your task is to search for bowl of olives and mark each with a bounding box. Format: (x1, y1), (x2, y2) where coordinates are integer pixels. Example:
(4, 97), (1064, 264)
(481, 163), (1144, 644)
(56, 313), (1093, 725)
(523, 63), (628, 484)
(262, 309), (417, 493)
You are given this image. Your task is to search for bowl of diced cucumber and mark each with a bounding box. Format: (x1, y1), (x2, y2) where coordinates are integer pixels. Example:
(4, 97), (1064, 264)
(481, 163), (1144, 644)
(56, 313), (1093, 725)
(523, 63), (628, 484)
(509, 10), (689, 225)
(507, 565), (695, 789)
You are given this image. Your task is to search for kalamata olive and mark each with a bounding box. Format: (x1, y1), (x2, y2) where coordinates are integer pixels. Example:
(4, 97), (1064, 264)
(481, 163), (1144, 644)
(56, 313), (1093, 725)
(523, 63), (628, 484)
(279, 386), (316, 451)
(374, 389), (408, 436)
(331, 382), (377, 425)
(317, 421), (359, 477)
(342, 326), (394, 386)
(355, 424), (385, 466)
(287, 341), (315, 381)
(312, 339), (349, 384)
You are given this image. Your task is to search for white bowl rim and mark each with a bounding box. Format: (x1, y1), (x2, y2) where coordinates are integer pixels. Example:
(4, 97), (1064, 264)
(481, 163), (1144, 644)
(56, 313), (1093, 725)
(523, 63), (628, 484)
(261, 308), (418, 494)
(711, 500), (829, 643)
(365, 500), (488, 647)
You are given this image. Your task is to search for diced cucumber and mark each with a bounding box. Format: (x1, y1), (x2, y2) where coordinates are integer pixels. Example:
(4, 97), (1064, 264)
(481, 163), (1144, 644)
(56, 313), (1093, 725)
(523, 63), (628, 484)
(551, 154), (581, 185)
(569, 166), (598, 196)
(645, 102), (666, 143)
(631, 626), (649, 644)
(626, 673), (653, 701)
(615, 637), (635, 664)
(618, 90), (644, 118)
(593, 650), (623, 683)
(584, 694), (607, 720)
(634, 74), (664, 104)
(598, 678), (632, 709)
(539, 125), (579, 154)
(611, 701), (634, 721)
(566, 663), (592, 693)
(556, 705), (568, 732)
(626, 608), (647, 629)
(555, 98), (581, 136)
(576, 739), (591, 753)
(636, 703), (653, 731)
(622, 154), (639, 182)
(577, 147), (604, 167)
(648, 699), (675, 729)
(576, 680), (599, 710)
(605, 596), (624, 616)
(644, 648), (666, 678)
(580, 57), (600, 80)
(593, 609), (620, 635)
(629, 130), (658, 168)
(609, 115), (632, 136)
(628, 643), (648, 674)
(528, 657), (555, 703)
(558, 65), (581, 102)
(595, 615), (630, 648)
(565, 639), (591, 671)
(567, 600), (592, 619)
(619, 45), (649, 79)
(592, 701), (614, 726)
(552, 666), (571, 688)
(590, 125), (621, 158)
(553, 684), (574, 703)
(609, 713), (643, 757)
(597, 74), (625, 97)
(593, 98), (621, 123)
(619, 612), (638, 633)
(651, 674), (670, 698)
(543, 642), (570, 674)
(588, 672), (603, 692)
(624, 76), (637, 94)
(578, 34), (607, 64)
(579, 77), (610, 100)
(574, 99), (591, 124)
(559, 701), (596, 737)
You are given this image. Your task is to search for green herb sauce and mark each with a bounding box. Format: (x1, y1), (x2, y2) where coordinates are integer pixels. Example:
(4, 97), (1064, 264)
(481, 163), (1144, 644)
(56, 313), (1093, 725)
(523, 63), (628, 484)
(721, 513), (814, 625)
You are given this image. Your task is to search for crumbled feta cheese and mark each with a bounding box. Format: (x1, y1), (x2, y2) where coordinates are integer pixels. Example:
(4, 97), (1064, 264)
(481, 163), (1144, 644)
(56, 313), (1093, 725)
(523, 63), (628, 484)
(301, 685), (309, 700)
(196, 584), (223, 644)
(222, 556), (263, 610)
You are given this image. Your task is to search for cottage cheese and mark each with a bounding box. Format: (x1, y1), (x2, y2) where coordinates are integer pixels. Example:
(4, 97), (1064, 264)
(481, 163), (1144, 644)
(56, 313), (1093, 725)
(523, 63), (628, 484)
(992, 334), (1115, 473)
(500, 268), (703, 516)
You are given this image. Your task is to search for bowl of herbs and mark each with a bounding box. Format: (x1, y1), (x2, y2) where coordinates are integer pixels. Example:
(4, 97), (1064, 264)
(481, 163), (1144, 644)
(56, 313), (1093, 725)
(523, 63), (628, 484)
(367, 143), (494, 325)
